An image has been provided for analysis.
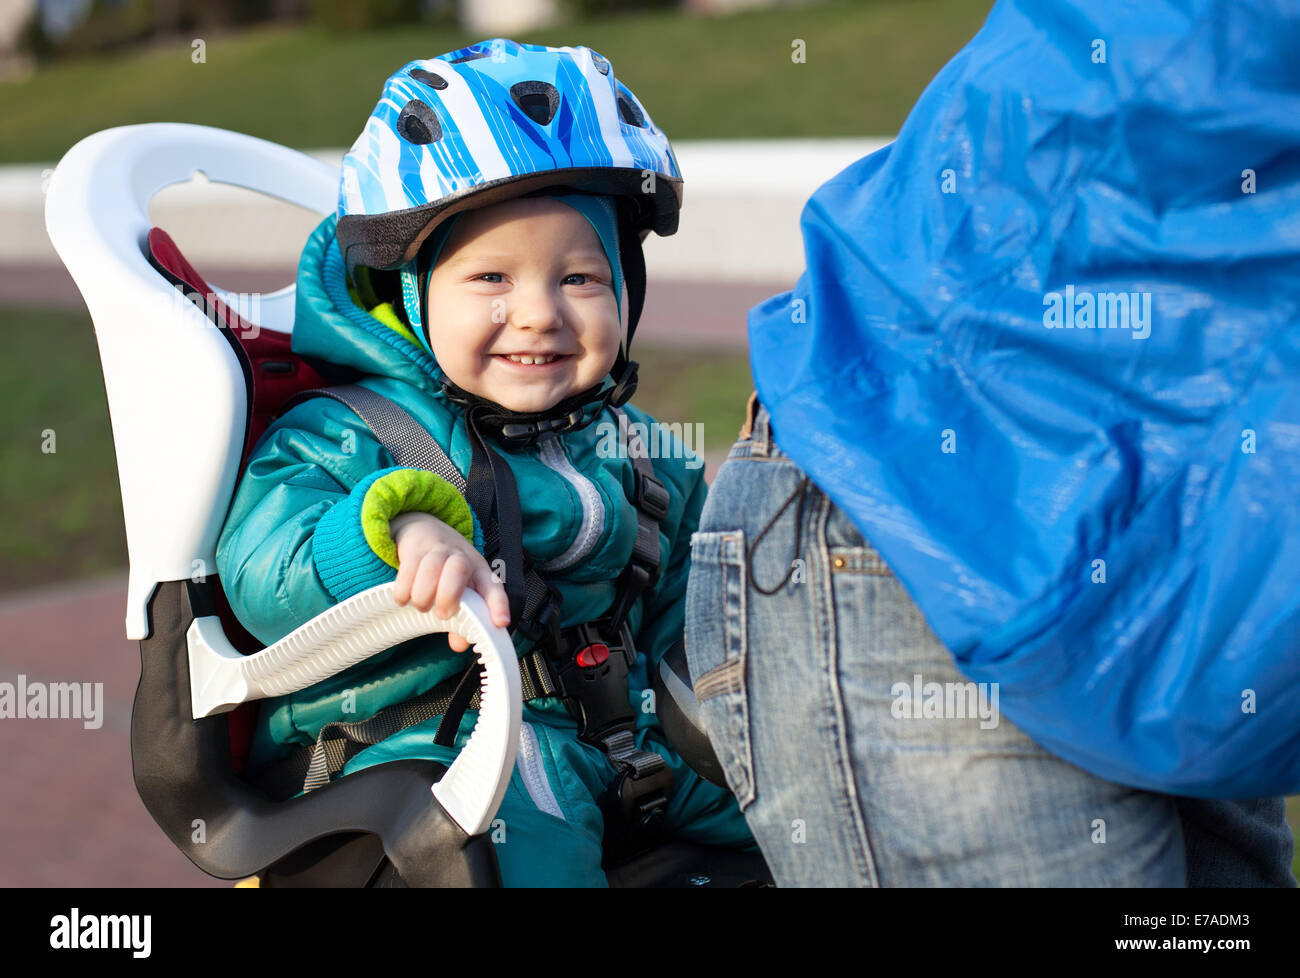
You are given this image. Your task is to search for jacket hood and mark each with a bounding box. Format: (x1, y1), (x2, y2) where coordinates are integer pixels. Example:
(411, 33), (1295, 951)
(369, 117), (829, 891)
(294, 214), (453, 401)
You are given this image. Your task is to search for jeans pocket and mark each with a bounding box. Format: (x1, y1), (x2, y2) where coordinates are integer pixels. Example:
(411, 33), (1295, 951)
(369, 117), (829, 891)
(685, 529), (756, 810)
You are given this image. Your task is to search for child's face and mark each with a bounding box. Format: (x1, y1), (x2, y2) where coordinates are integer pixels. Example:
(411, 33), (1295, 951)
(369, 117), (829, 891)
(423, 197), (622, 415)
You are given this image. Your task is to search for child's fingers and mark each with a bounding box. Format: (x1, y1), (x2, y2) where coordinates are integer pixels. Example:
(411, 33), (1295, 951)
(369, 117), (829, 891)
(409, 550), (450, 613)
(393, 546), (423, 605)
(447, 631), (471, 653)
(393, 560), (412, 605)
(471, 566), (512, 629)
(395, 558), (428, 607)
(434, 552), (473, 619)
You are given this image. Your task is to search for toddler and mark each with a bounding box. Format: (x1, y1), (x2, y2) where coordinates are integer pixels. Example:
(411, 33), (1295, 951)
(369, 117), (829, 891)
(215, 38), (756, 886)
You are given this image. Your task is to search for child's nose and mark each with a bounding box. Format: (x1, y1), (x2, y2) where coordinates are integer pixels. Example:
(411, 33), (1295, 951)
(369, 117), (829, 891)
(508, 284), (563, 332)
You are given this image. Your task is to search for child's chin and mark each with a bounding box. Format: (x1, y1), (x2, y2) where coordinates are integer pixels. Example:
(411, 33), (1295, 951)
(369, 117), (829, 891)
(491, 391), (567, 415)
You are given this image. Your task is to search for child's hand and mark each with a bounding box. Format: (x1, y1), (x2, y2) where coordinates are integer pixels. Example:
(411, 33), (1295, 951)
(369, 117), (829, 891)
(389, 512), (511, 653)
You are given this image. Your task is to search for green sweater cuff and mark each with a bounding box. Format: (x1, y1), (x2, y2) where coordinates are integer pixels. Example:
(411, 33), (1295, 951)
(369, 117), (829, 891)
(361, 468), (479, 569)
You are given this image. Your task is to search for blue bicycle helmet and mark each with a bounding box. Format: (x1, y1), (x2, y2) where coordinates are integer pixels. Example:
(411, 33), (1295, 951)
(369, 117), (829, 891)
(336, 37), (681, 434)
(338, 38), (681, 269)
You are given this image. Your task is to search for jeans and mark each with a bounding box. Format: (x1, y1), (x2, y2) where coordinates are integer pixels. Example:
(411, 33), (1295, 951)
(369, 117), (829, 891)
(684, 394), (1296, 887)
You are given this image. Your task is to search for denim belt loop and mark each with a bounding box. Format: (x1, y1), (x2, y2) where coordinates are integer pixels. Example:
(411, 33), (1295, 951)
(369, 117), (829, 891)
(753, 401), (774, 456)
(739, 390), (760, 442)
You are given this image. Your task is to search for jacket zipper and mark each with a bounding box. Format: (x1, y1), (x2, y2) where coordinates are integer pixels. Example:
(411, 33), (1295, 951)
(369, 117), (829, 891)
(517, 721), (565, 820)
(534, 432), (604, 571)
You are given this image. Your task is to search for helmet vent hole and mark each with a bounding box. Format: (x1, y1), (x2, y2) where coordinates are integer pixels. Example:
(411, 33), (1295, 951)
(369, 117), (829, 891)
(510, 81), (559, 126)
(410, 68), (448, 90)
(396, 99), (442, 145)
(617, 94), (646, 128)
(591, 53), (611, 75)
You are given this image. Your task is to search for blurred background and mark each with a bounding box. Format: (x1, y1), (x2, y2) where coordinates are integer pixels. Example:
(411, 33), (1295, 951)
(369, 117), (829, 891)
(2, 0), (1294, 886)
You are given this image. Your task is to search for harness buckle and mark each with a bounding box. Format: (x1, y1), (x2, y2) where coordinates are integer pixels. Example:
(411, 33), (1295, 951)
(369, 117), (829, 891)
(634, 471), (670, 522)
(500, 410), (587, 442)
(549, 617), (638, 745)
(512, 579), (564, 646)
(595, 735), (675, 867)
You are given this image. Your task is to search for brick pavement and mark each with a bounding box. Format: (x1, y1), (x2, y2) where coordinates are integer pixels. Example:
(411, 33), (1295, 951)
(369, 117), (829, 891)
(0, 574), (224, 887)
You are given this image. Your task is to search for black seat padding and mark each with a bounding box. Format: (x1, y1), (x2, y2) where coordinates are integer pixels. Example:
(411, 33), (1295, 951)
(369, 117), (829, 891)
(653, 639), (728, 787)
(132, 578), (501, 887)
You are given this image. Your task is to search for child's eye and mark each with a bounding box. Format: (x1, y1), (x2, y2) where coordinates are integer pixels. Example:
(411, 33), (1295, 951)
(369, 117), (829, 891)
(564, 273), (600, 286)
(474, 273), (504, 284)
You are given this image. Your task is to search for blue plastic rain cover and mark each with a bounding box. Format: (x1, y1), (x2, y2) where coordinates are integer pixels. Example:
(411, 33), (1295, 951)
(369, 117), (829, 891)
(748, 0), (1300, 797)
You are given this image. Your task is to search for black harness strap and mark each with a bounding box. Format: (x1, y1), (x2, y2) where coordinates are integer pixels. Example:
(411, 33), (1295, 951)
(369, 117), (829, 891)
(432, 658), (484, 749)
(463, 402), (527, 626)
(604, 409), (669, 631)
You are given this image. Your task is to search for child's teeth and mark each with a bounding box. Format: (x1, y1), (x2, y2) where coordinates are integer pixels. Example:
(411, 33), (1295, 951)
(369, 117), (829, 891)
(507, 354), (558, 364)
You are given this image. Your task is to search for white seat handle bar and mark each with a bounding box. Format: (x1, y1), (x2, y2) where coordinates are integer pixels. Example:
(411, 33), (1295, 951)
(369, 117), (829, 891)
(186, 583), (521, 837)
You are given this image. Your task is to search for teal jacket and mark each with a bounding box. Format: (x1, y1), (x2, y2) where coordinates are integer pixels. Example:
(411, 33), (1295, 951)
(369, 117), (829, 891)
(215, 215), (753, 882)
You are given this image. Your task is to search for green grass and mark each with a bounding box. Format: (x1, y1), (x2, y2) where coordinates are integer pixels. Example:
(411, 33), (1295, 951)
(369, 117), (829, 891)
(631, 344), (754, 454)
(0, 303), (751, 595)
(0, 305), (128, 591)
(0, 0), (995, 164)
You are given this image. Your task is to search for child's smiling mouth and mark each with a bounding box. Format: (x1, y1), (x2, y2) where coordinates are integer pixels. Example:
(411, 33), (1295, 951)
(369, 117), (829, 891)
(492, 352), (573, 368)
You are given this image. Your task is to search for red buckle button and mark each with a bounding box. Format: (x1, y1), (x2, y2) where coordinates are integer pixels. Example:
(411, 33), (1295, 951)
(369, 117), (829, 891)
(575, 643), (610, 668)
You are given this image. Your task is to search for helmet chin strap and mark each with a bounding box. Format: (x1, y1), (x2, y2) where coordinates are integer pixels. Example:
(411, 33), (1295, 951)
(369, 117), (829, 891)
(439, 354), (639, 444)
